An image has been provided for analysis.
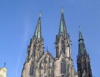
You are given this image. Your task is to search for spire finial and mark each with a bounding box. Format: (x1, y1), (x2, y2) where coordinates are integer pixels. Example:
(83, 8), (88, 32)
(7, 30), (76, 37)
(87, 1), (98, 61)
(62, 6), (63, 12)
(47, 45), (48, 51)
(78, 26), (83, 41)
(79, 25), (80, 30)
(4, 62), (6, 67)
(39, 11), (42, 17)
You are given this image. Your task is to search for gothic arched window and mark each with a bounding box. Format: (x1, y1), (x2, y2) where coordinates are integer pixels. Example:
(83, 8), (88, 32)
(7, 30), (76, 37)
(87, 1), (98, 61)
(30, 61), (34, 75)
(61, 41), (65, 54)
(33, 45), (36, 57)
(61, 59), (66, 74)
(56, 47), (59, 58)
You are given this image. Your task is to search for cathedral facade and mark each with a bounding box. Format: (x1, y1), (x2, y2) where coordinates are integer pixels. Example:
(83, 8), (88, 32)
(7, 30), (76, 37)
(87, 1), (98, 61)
(21, 10), (92, 77)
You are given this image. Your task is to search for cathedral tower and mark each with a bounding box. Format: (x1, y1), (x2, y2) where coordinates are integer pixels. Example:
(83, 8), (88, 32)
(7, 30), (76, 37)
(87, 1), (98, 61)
(21, 13), (44, 77)
(77, 28), (92, 77)
(54, 9), (78, 77)
(22, 13), (55, 77)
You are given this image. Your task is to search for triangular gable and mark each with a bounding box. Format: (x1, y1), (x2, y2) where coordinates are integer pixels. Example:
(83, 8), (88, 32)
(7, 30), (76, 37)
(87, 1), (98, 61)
(38, 51), (54, 63)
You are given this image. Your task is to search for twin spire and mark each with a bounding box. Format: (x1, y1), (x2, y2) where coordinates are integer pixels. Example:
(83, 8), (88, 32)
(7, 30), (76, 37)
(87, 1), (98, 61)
(59, 8), (67, 37)
(33, 9), (88, 56)
(34, 12), (42, 41)
(33, 9), (68, 41)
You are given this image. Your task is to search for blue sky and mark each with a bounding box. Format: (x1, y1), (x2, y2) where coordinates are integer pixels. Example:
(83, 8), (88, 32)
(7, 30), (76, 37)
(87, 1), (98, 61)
(0, 0), (100, 77)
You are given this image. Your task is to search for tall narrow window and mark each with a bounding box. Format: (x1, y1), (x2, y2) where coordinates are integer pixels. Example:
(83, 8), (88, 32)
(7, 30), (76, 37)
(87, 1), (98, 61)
(30, 61), (34, 75)
(56, 47), (59, 58)
(33, 45), (36, 57)
(61, 60), (66, 74)
(62, 41), (65, 54)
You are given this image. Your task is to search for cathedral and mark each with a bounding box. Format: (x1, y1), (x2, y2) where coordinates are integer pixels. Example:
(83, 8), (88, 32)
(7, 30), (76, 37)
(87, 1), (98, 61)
(21, 9), (92, 77)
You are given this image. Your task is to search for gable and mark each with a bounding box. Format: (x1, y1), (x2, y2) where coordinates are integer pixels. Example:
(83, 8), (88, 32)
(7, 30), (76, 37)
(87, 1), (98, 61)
(38, 51), (54, 64)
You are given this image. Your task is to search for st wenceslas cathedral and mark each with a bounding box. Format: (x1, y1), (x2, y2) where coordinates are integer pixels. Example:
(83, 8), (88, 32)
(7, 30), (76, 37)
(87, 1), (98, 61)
(21, 9), (92, 77)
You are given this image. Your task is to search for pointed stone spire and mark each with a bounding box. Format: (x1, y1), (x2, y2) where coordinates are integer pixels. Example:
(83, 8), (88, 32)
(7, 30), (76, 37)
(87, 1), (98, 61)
(46, 45), (49, 52)
(78, 27), (87, 56)
(34, 11), (42, 41)
(79, 26), (83, 40)
(59, 7), (67, 37)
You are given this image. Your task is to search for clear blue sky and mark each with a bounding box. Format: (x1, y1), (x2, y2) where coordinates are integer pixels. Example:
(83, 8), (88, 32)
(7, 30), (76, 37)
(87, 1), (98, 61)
(0, 0), (100, 77)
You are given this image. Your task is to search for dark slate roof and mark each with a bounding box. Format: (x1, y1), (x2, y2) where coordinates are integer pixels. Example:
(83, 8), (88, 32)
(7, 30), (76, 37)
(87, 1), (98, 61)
(78, 29), (87, 56)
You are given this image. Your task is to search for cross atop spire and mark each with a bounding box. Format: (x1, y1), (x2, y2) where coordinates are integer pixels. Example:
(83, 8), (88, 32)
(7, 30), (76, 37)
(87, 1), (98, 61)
(59, 8), (67, 37)
(62, 6), (63, 12)
(4, 62), (6, 67)
(47, 45), (49, 51)
(39, 11), (42, 17)
(34, 12), (42, 41)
